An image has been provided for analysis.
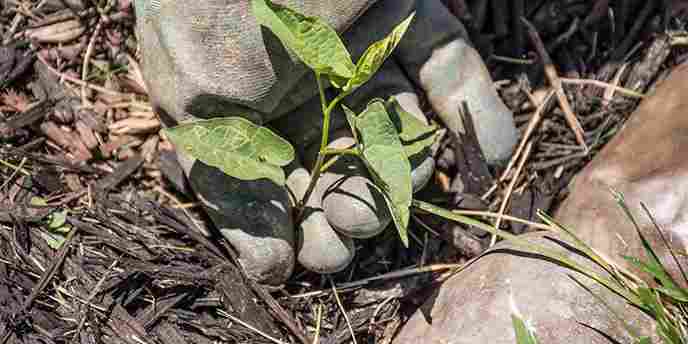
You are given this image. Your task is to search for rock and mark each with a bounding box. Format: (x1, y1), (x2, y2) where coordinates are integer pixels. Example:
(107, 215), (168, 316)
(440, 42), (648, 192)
(393, 233), (654, 344)
(394, 62), (688, 342)
(554, 61), (688, 278)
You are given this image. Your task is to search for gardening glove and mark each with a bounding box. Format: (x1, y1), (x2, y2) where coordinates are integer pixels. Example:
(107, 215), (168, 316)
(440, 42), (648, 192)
(134, 0), (517, 285)
(394, 61), (688, 344)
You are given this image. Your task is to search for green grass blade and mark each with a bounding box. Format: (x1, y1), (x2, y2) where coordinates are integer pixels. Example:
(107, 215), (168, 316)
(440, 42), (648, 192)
(640, 202), (688, 287)
(569, 275), (647, 339)
(511, 313), (539, 344)
(412, 200), (643, 307)
(612, 191), (688, 301)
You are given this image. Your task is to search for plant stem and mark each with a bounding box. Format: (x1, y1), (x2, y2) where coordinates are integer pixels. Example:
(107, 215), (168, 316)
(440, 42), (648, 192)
(322, 148), (358, 156)
(296, 73), (350, 220)
(320, 148), (359, 173)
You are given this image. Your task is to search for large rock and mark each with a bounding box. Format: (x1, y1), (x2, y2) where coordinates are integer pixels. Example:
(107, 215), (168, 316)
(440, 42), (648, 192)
(394, 62), (688, 343)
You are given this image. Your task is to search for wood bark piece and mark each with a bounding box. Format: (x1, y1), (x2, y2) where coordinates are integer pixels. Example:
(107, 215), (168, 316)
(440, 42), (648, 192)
(40, 120), (92, 161)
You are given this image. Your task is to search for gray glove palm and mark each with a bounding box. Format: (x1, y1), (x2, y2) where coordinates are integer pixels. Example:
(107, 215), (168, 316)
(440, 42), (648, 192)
(135, 0), (517, 284)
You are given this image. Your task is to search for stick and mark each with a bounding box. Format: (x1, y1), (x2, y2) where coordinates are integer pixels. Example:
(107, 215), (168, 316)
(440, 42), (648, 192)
(522, 17), (588, 152)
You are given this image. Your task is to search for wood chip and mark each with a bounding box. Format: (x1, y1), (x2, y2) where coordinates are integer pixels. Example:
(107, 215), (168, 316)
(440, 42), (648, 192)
(140, 134), (159, 163)
(40, 120), (92, 161)
(75, 119), (98, 150)
(109, 117), (160, 135)
(100, 134), (143, 158)
(25, 19), (85, 43)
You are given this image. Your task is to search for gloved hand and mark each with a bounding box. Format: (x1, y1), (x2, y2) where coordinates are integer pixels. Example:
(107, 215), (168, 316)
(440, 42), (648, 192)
(134, 0), (517, 285)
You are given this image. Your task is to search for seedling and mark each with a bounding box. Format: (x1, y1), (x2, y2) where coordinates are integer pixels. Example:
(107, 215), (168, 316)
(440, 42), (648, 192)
(161, 3), (688, 341)
(164, 0), (436, 247)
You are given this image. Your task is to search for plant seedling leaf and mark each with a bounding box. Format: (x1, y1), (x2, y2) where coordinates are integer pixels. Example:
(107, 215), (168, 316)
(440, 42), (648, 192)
(354, 100), (412, 246)
(164, 117), (295, 185)
(252, 0), (355, 79)
(342, 104), (359, 143)
(386, 96), (438, 159)
(340, 13), (414, 92)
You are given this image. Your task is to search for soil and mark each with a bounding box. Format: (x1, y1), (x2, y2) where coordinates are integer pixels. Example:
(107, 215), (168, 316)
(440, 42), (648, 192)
(0, 0), (687, 343)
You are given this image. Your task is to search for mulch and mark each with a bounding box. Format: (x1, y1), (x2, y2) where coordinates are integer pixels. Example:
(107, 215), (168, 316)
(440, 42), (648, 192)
(0, 1), (687, 343)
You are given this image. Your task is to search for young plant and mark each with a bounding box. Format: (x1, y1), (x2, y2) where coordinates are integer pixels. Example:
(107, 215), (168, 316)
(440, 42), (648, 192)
(164, 0), (437, 247)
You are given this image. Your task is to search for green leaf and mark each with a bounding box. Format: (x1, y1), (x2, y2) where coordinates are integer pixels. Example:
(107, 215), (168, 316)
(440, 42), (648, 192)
(342, 105), (359, 143)
(252, 0), (355, 79)
(30, 196), (47, 206)
(510, 296), (539, 344)
(353, 100), (412, 246)
(39, 230), (67, 249)
(386, 97), (438, 159)
(511, 314), (539, 344)
(164, 117), (295, 185)
(338, 13), (414, 92)
(48, 209), (68, 230)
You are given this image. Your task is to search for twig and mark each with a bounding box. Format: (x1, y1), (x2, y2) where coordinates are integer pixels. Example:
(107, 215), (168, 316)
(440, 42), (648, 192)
(490, 55), (534, 65)
(531, 151), (588, 171)
(491, 141), (533, 247)
(612, 1), (656, 60)
(249, 281), (310, 344)
(560, 76), (644, 99)
(603, 63), (630, 102)
(220, 311), (287, 344)
(547, 17), (580, 52)
(312, 304), (323, 344)
(328, 276), (357, 344)
(69, 259), (118, 344)
(0, 157), (27, 191)
(81, 20), (104, 105)
(482, 90), (556, 200)
(522, 17), (588, 152)
(1, 224), (78, 343)
(37, 54), (135, 98)
(288, 264), (461, 299)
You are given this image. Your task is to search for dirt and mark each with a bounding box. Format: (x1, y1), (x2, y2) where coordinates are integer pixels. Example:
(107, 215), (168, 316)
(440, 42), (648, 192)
(0, 0), (687, 343)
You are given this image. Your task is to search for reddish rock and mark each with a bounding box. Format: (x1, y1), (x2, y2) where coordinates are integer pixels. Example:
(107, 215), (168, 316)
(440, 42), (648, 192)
(394, 62), (688, 343)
